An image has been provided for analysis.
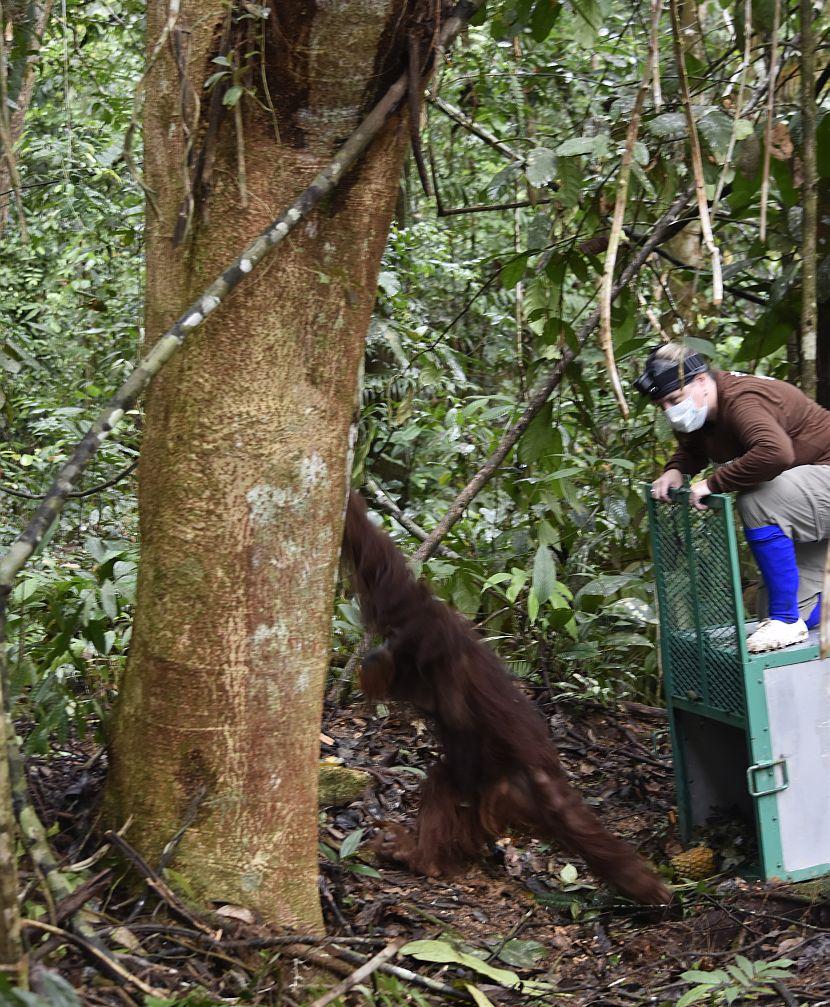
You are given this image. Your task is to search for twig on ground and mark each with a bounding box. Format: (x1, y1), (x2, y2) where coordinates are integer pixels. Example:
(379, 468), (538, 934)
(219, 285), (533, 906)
(306, 938), (405, 1007)
(21, 918), (163, 997)
(327, 943), (473, 1000)
(774, 979), (800, 1006)
(104, 831), (213, 935)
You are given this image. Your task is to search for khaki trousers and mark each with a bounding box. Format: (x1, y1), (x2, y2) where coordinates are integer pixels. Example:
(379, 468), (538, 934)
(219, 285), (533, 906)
(736, 465), (830, 620)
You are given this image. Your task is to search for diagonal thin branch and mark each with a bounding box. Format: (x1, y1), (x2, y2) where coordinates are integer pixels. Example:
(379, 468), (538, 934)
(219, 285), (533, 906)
(365, 477), (459, 557)
(412, 184), (696, 563)
(0, 0), (485, 596)
(427, 92), (525, 163)
(21, 919), (163, 997)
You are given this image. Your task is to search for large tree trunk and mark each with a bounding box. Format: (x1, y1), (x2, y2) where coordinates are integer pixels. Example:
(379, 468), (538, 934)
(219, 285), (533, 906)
(105, 0), (414, 928)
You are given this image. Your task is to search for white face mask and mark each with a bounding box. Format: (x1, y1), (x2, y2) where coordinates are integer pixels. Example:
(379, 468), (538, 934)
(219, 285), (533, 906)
(665, 388), (708, 433)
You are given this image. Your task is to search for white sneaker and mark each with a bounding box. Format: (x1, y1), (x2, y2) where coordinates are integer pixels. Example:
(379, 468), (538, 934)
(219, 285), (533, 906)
(746, 618), (808, 654)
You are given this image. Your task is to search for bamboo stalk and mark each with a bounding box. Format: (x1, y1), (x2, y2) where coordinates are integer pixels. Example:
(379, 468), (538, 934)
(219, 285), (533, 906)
(711, 0), (752, 216)
(598, 0), (659, 419)
(799, 0), (818, 398)
(759, 0), (781, 243)
(669, 0), (723, 306)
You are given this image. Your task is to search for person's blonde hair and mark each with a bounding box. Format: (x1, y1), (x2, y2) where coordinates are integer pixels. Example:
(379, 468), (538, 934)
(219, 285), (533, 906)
(653, 342), (699, 364)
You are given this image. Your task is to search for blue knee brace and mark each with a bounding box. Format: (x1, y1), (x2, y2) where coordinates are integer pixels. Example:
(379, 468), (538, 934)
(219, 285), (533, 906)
(744, 524), (800, 624)
(807, 597), (822, 630)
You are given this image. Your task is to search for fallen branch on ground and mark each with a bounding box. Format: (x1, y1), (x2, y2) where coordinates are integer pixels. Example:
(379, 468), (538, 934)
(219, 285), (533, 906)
(21, 919), (163, 997)
(306, 939), (405, 1007)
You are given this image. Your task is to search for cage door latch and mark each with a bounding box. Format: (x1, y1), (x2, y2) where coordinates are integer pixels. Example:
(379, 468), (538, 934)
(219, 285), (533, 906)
(746, 758), (789, 798)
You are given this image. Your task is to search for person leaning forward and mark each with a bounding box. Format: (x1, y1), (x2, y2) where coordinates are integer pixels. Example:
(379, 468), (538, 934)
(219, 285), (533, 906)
(636, 342), (830, 655)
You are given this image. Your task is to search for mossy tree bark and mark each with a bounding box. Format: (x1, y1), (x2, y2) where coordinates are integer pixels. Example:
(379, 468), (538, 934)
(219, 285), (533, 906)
(105, 0), (415, 928)
(0, 637), (23, 974)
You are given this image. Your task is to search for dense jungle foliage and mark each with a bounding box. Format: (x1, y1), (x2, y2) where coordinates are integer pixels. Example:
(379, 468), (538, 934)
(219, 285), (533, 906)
(0, 0), (827, 757)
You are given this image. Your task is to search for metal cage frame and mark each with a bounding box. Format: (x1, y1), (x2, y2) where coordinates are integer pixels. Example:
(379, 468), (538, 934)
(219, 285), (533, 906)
(647, 487), (829, 883)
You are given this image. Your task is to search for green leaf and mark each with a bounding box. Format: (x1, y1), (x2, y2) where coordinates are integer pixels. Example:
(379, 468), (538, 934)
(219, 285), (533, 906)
(494, 938), (547, 969)
(465, 985), (496, 1007)
(318, 842), (339, 863)
(506, 568), (528, 603)
(680, 970), (725, 984)
(531, 543), (557, 606)
(555, 135), (609, 158)
(7, 972), (82, 1007)
(518, 403), (560, 464)
(203, 71), (228, 89)
(99, 579), (118, 621)
(347, 863), (381, 877)
(401, 940), (534, 989)
(527, 588), (539, 623)
(559, 863), (578, 883)
(529, 0), (561, 41)
(500, 253), (529, 289)
(526, 147), (557, 186)
(676, 988), (714, 1007)
(222, 85), (244, 107)
(726, 964), (752, 986)
(484, 572), (512, 588)
(377, 271), (401, 296)
(339, 826), (365, 860)
(647, 112), (687, 140)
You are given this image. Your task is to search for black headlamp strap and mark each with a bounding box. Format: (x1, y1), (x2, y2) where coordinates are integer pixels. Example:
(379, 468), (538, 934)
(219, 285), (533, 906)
(634, 351), (708, 400)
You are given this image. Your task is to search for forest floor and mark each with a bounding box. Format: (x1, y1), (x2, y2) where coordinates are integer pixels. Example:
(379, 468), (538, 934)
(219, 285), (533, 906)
(19, 692), (830, 1007)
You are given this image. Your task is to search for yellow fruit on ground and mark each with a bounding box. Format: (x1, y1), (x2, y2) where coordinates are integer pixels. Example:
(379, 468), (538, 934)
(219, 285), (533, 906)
(670, 845), (716, 880)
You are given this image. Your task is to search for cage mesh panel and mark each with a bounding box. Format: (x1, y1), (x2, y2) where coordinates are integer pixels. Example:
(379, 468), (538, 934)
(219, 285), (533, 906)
(651, 500), (744, 717)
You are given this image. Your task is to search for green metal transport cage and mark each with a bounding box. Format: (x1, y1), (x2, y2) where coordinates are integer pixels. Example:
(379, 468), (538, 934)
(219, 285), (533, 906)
(647, 487), (830, 883)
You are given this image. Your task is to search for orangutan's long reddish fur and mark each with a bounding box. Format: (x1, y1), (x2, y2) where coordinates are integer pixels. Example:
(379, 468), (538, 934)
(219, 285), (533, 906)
(342, 491), (670, 905)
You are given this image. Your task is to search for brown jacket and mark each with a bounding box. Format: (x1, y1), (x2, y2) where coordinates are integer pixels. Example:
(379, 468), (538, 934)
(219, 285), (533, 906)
(664, 371), (830, 493)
